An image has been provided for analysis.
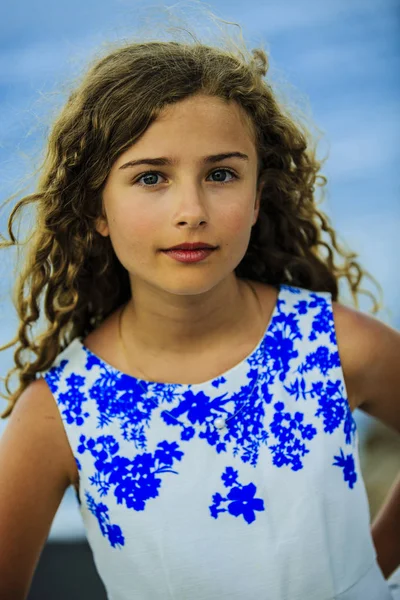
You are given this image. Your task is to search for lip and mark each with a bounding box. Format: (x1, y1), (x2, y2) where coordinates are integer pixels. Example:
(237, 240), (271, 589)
(162, 248), (216, 263)
(163, 242), (217, 250)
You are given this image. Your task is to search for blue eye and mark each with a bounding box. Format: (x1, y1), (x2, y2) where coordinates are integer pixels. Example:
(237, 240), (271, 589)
(133, 168), (238, 188)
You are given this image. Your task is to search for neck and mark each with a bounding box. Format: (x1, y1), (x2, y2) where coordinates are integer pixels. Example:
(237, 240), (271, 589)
(119, 276), (259, 358)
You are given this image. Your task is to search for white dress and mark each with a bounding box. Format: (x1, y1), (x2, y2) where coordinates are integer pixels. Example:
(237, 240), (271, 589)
(42, 284), (397, 599)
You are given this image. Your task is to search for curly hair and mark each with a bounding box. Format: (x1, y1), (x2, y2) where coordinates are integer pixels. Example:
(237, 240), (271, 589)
(0, 21), (382, 419)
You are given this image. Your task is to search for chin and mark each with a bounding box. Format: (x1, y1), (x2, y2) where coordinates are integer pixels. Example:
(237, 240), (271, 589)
(159, 272), (237, 295)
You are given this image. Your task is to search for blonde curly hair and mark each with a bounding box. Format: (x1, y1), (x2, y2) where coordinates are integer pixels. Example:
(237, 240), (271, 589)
(0, 21), (381, 419)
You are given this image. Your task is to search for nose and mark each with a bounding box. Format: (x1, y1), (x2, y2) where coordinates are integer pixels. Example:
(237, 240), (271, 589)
(172, 181), (209, 227)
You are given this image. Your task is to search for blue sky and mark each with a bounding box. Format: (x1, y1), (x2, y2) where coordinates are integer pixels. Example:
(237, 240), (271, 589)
(0, 0), (398, 322)
(0, 0), (398, 538)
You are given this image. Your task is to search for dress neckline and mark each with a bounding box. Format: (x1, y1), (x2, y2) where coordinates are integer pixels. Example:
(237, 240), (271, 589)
(74, 284), (283, 389)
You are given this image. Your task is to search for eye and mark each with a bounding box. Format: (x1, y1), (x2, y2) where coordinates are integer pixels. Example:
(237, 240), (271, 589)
(132, 168), (238, 188)
(208, 168), (237, 184)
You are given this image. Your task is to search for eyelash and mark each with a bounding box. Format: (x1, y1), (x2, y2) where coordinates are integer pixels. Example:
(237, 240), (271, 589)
(132, 168), (238, 188)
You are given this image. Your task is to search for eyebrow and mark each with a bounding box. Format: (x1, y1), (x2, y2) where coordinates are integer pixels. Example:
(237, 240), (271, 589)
(118, 152), (249, 170)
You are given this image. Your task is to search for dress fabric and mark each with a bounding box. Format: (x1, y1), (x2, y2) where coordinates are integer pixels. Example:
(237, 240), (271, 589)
(42, 284), (395, 600)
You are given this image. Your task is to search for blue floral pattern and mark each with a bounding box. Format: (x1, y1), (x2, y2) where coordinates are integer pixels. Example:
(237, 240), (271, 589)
(209, 466), (265, 524)
(85, 491), (125, 548)
(333, 448), (357, 489)
(43, 284), (359, 551)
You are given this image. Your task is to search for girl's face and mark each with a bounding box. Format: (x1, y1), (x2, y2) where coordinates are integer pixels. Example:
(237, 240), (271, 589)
(96, 94), (263, 297)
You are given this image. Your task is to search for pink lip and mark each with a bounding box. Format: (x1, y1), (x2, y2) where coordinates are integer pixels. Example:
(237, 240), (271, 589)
(162, 248), (216, 263)
(165, 243), (216, 250)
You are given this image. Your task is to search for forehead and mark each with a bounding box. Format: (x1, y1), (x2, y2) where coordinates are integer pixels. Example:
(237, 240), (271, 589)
(157, 94), (254, 129)
(114, 95), (257, 169)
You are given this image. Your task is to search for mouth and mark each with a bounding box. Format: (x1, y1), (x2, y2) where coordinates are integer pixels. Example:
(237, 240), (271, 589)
(161, 247), (217, 262)
(161, 243), (217, 251)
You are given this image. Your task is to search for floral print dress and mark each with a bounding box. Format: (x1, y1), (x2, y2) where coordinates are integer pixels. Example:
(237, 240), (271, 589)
(43, 284), (395, 600)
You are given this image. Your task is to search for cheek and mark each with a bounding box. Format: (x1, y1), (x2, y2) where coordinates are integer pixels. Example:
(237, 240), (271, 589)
(106, 207), (161, 270)
(110, 204), (159, 245)
(220, 201), (254, 239)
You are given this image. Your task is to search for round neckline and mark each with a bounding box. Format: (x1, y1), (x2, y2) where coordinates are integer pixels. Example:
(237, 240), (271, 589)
(74, 283), (283, 390)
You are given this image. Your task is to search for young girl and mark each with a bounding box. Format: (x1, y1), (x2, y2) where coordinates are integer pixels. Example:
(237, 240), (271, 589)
(0, 19), (399, 600)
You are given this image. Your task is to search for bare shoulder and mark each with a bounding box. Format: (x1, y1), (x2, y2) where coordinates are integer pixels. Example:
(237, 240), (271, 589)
(4, 378), (79, 488)
(0, 378), (76, 597)
(331, 300), (398, 377)
(332, 300), (400, 430)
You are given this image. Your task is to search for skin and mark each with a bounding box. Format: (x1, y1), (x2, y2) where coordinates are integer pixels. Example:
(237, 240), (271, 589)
(0, 94), (399, 598)
(94, 92), (400, 578)
(95, 93), (266, 360)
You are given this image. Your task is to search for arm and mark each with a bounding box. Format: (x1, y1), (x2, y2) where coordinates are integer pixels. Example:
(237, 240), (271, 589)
(370, 473), (400, 578)
(333, 302), (400, 578)
(0, 378), (76, 599)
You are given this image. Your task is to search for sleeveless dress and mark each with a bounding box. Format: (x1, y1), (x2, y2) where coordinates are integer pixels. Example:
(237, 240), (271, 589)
(42, 284), (396, 600)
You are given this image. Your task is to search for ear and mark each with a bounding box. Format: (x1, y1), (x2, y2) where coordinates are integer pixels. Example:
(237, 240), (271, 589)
(95, 216), (109, 237)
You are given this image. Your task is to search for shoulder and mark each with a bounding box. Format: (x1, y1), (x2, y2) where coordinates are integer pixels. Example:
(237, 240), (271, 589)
(19, 378), (79, 488)
(0, 379), (75, 595)
(331, 300), (400, 431)
(2, 378), (78, 489)
(331, 300), (395, 379)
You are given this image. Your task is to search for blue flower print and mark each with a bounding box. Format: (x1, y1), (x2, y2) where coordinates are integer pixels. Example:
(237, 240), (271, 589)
(284, 378), (356, 447)
(85, 491), (125, 548)
(263, 300), (301, 383)
(87, 368), (155, 448)
(294, 299), (308, 315)
(44, 358), (68, 393)
(267, 328), (299, 382)
(210, 467), (265, 524)
(268, 402), (317, 471)
(297, 345), (340, 376)
(313, 380), (356, 445)
(211, 375), (227, 389)
(157, 370), (269, 468)
(333, 449), (357, 489)
(227, 484), (265, 524)
(155, 440), (184, 468)
(221, 466), (239, 487)
(180, 426), (196, 441)
(284, 377), (308, 402)
(281, 284), (301, 295)
(57, 373), (89, 426)
(308, 293), (336, 344)
(161, 389), (224, 426)
(78, 434), (184, 513)
(44, 285), (362, 553)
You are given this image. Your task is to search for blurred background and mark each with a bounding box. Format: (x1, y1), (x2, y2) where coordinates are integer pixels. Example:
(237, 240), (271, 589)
(0, 0), (399, 597)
